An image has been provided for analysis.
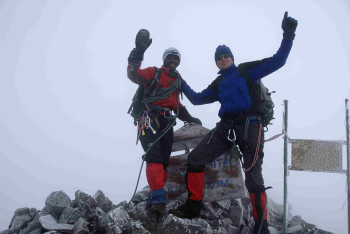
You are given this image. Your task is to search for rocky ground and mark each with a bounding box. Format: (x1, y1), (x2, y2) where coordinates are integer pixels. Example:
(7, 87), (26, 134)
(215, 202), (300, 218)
(0, 187), (333, 234)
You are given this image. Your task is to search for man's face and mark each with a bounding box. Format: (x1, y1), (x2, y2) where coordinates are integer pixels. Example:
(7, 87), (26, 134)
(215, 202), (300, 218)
(216, 54), (233, 70)
(164, 55), (180, 71)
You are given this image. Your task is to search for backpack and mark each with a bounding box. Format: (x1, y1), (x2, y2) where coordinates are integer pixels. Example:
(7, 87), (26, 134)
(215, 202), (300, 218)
(238, 62), (275, 127)
(127, 68), (163, 125)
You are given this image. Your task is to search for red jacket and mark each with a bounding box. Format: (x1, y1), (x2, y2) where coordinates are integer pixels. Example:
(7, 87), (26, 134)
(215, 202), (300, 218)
(127, 63), (183, 110)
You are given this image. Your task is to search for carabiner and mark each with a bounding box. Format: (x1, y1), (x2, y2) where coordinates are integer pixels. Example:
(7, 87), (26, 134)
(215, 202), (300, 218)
(227, 129), (236, 142)
(145, 116), (156, 134)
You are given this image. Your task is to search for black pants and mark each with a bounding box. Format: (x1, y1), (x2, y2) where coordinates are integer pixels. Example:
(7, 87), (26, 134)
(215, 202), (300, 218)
(187, 119), (265, 193)
(140, 116), (174, 168)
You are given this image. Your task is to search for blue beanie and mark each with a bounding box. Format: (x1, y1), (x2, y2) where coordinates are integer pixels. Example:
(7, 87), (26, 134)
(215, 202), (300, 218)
(215, 45), (234, 62)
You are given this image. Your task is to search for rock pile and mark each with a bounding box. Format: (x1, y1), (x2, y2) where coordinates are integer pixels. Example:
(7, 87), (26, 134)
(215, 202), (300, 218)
(0, 187), (332, 234)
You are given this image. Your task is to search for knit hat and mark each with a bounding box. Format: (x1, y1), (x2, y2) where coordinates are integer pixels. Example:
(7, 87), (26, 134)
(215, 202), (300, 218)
(214, 45), (234, 62)
(163, 47), (181, 62)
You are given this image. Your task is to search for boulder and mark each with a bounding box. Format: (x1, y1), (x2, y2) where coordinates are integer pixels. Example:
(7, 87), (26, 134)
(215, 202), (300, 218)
(45, 191), (71, 218)
(39, 214), (74, 233)
(93, 190), (114, 212)
(58, 206), (83, 224)
(71, 190), (97, 219)
(9, 208), (33, 233)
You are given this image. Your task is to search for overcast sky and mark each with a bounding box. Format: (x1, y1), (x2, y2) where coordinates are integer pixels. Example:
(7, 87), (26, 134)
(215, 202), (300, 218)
(1, 0), (350, 233)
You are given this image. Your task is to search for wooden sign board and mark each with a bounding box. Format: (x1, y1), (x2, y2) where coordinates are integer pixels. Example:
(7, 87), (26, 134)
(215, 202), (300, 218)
(164, 149), (246, 202)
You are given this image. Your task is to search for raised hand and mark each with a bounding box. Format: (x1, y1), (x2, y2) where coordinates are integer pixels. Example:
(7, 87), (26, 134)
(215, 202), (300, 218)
(281, 11), (298, 40)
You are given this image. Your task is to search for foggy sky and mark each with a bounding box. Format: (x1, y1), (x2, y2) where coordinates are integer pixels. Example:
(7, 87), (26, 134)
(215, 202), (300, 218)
(1, 0), (350, 233)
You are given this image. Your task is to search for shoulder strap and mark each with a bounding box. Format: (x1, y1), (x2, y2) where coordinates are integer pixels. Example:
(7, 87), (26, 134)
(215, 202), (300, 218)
(238, 63), (261, 115)
(144, 67), (163, 97)
(210, 75), (224, 93)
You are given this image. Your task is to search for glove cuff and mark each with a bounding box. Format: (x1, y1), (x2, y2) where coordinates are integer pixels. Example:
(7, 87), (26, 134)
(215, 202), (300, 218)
(128, 48), (144, 63)
(283, 32), (295, 41)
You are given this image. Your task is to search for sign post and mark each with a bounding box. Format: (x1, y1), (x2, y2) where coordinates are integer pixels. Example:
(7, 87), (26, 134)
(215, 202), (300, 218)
(283, 100), (289, 234)
(346, 99), (350, 234)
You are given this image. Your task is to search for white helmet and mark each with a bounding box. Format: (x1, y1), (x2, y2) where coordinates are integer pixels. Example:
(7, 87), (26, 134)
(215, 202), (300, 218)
(162, 47), (181, 62)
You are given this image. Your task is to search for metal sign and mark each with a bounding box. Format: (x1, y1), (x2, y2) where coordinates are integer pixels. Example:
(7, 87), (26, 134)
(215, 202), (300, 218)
(164, 149), (246, 202)
(291, 139), (343, 173)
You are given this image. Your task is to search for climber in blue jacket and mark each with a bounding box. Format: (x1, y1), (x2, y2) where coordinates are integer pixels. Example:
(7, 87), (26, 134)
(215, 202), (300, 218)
(170, 12), (298, 234)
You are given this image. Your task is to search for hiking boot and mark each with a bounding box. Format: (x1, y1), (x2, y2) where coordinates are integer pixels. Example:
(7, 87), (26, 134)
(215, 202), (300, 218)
(169, 199), (202, 219)
(254, 219), (270, 234)
(147, 203), (165, 215)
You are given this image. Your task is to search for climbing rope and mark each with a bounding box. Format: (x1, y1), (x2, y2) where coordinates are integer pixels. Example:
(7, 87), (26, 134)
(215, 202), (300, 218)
(264, 132), (283, 142)
(244, 123), (263, 172)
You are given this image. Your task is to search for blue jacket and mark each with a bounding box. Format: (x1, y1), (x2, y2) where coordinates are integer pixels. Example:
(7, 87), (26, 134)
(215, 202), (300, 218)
(181, 39), (293, 118)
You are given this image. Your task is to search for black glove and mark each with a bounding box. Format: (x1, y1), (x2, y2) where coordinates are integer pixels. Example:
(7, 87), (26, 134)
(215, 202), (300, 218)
(177, 107), (202, 125)
(128, 29), (152, 63)
(282, 11), (298, 41)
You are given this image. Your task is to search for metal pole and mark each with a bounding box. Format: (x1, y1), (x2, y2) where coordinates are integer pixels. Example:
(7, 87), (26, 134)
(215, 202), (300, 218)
(283, 100), (289, 234)
(346, 99), (350, 234)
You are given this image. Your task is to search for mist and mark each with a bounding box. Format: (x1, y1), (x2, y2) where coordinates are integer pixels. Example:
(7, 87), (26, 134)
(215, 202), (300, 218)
(1, 0), (350, 233)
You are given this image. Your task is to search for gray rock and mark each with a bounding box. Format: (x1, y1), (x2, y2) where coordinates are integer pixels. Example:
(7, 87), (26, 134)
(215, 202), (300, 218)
(42, 232), (61, 234)
(240, 226), (251, 234)
(107, 206), (132, 233)
(13, 208), (32, 217)
(248, 216), (255, 233)
(165, 200), (180, 213)
(20, 211), (45, 234)
(241, 197), (251, 209)
(130, 193), (144, 204)
(39, 215), (74, 233)
(203, 202), (219, 220)
(95, 207), (108, 227)
(227, 225), (240, 234)
(289, 215), (303, 227)
(228, 200), (243, 227)
(268, 225), (280, 234)
(105, 224), (122, 234)
(158, 214), (213, 234)
(73, 217), (89, 234)
(29, 209), (37, 217)
(115, 200), (128, 209)
(129, 201), (158, 232)
(45, 191), (71, 218)
(27, 228), (44, 234)
(304, 222), (316, 231)
(131, 230), (150, 234)
(0, 230), (15, 234)
(93, 190), (114, 213)
(9, 208), (33, 232)
(1, 187), (335, 234)
(58, 207), (83, 224)
(209, 219), (238, 233)
(216, 199), (231, 212)
(221, 218), (233, 225)
(130, 220), (147, 233)
(72, 190), (97, 219)
(286, 225), (304, 233)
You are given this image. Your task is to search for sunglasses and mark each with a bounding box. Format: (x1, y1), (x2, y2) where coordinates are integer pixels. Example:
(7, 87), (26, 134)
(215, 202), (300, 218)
(217, 54), (231, 61)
